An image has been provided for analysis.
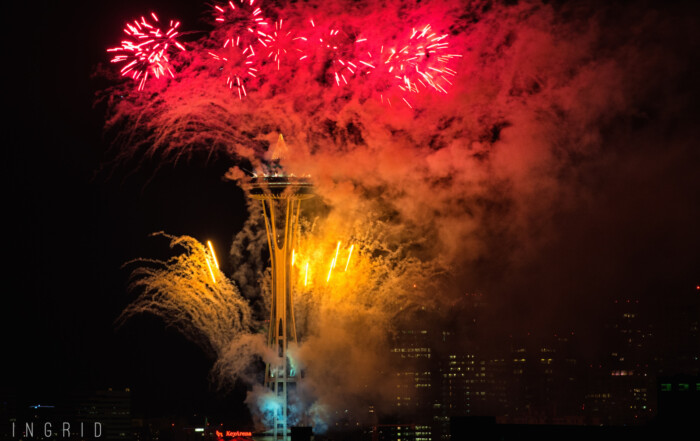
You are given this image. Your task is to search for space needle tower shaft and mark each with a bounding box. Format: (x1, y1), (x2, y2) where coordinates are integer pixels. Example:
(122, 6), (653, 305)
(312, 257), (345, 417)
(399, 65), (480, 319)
(247, 134), (313, 441)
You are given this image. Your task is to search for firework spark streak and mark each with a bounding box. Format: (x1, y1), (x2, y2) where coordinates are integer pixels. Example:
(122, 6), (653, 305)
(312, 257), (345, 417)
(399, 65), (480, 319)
(207, 240), (220, 269)
(107, 12), (186, 91)
(344, 245), (354, 271)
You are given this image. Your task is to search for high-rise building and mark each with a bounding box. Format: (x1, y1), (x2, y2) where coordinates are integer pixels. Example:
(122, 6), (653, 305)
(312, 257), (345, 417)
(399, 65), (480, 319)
(583, 299), (655, 425)
(389, 326), (434, 436)
(72, 389), (132, 441)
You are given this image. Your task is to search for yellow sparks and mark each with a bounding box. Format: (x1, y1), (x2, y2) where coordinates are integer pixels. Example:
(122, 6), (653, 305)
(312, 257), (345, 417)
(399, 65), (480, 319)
(206, 257), (216, 283)
(291, 249), (295, 267)
(304, 262), (309, 286)
(345, 244), (354, 271)
(332, 241), (341, 269)
(207, 240), (219, 269)
(327, 259), (333, 283)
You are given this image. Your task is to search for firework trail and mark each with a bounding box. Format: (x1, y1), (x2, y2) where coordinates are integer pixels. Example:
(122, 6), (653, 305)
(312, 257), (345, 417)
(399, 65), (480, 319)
(118, 233), (261, 385)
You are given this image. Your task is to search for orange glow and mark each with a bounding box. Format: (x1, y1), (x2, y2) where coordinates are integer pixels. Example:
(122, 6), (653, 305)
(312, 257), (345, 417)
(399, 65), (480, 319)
(304, 262), (309, 286)
(207, 240), (219, 269)
(292, 249), (295, 266)
(345, 244), (354, 271)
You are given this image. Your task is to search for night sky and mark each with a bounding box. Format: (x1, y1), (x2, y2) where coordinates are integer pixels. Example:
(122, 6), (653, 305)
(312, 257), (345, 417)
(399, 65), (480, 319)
(4, 0), (700, 426)
(5, 0), (253, 421)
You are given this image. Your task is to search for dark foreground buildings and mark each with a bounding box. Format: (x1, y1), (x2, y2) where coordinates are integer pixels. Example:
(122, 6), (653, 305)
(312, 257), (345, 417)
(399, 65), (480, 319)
(372, 288), (699, 441)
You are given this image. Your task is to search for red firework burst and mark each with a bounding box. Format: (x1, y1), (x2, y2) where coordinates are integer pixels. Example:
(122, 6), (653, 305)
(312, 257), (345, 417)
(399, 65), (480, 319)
(258, 20), (308, 70)
(107, 12), (186, 91)
(311, 20), (373, 87)
(209, 36), (258, 99)
(214, 0), (269, 37)
(382, 24), (461, 107)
